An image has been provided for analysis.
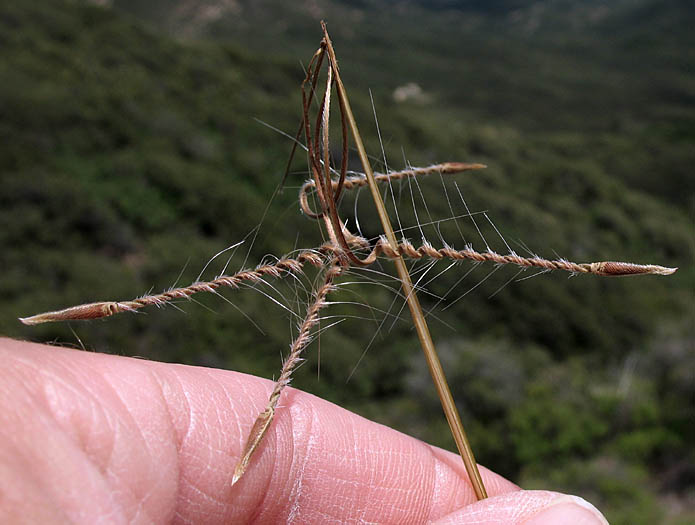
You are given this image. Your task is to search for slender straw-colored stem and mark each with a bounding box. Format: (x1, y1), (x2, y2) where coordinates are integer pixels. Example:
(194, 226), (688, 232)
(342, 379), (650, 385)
(321, 23), (488, 500)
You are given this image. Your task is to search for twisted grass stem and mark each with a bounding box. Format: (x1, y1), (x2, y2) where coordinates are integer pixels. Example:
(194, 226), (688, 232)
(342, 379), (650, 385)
(19, 251), (324, 325)
(232, 262), (343, 485)
(299, 162), (486, 219)
(19, 237), (676, 326)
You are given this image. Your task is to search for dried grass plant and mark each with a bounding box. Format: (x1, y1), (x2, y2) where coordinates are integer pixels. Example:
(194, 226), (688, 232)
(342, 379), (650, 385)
(20, 24), (677, 499)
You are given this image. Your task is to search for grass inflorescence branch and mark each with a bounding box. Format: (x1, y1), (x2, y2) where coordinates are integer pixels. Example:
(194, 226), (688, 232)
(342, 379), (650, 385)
(19, 219), (676, 326)
(232, 261), (343, 485)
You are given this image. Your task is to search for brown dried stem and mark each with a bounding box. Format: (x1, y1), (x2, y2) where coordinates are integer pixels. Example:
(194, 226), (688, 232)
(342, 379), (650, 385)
(299, 162), (487, 219)
(361, 238), (678, 276)
(232, 261), (343, 485)
(19, 251), (325, 325)
(19, 235), (676, 326)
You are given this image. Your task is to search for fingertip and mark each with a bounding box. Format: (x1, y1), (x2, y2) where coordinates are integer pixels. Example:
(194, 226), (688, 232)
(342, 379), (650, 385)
(431, 490), (608, 525)
(524, 495), (608, 525)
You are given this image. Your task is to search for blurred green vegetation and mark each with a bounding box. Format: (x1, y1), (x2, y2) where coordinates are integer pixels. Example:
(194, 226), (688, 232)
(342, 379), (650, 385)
(1, 1), (693, 523)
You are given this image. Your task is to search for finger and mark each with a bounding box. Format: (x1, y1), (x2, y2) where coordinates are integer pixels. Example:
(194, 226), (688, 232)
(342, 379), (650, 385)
(0, 339), (518, 524)
(432, 490), (608, 524)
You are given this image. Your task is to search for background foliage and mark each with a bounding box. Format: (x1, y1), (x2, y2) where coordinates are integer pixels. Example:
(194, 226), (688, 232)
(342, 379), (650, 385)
(1, 1), (693, 522)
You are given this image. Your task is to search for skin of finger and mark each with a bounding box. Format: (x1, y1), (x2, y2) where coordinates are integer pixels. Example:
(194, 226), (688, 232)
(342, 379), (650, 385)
(0, 339), (518, 524)
(430, 490), (607, 525)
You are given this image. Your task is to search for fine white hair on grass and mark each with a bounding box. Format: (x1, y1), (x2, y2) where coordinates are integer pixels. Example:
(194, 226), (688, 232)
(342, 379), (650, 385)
(186, 295), (217, 315)
(322, 299), (409, 325)
(514, 238), (534, 257)
(455, 181), (490, 251)
(411, 165), (445, 246)
(338, 271), (447, 320)
(515, 268), (552, 282)
(307, 318), (347, 341)
(334, 175), (527, 337)
(211, 289), (267, 335)
(484, 212), (514, 256)
(388, 210), (489, 240)
(407, 163), (427, 243)
(424, 262), (481, 319)
(166, 301), (187, 315)
(420, 260), (460, 291)
(68, 323), (86, 352)
(442, 264), (502, 311)
(254, 117), (309, 154)
(388, 169), (405, 238)
(239, 280), (302, 321)
(169, 257), (191, 291)
(354, 185), (365, 238)
(488, 267), (526, 299)
(198, 239), (245, 282)
(342, 251), (463, 383)
(339, 157), (498, 320)
(387, 258), (440, 332)
(348, 259), (454, 328)
(342, 267), (455, 384)
(349, 257), (447, 303)
(440, 172), (468, 246)
(370, 89), (391, 176)
(344, 279), (408, 383)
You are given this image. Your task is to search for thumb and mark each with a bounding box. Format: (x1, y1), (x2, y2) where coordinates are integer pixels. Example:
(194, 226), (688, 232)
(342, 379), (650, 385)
(432, 490), (608, 525)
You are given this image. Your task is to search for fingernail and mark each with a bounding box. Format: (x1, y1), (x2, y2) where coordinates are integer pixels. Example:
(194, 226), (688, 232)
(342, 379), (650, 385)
(525, 495), (609, 525)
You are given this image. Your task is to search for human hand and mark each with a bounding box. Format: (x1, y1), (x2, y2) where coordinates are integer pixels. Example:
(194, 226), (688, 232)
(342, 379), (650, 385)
(0, 338), (607, 524)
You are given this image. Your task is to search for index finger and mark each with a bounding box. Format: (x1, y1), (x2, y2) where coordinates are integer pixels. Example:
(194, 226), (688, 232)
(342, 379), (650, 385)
(0, 339), (518, 523)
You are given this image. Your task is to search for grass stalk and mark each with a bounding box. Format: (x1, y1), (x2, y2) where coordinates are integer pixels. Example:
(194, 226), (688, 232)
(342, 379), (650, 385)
(321, 22), (488, 500)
